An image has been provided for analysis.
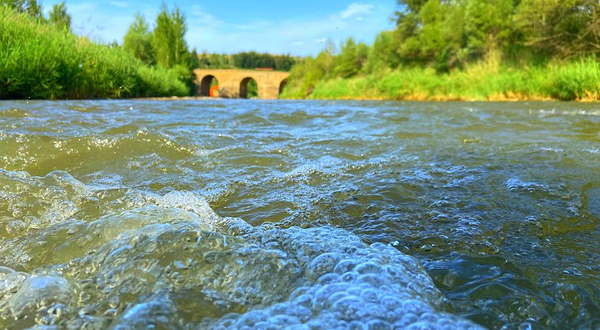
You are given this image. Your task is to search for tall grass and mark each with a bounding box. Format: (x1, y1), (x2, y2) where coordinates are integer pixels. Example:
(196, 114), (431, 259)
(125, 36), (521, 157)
(0, 7), (189, 99)
(283, 58), (600, 102)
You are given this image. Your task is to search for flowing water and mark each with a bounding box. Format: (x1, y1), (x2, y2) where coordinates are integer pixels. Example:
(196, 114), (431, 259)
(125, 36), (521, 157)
(0, 100), (598, 330)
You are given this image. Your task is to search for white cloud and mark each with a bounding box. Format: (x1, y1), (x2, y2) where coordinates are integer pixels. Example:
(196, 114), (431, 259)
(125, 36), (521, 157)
(108, 1), (129, 8)
(189, 5), (223, 28)
(186, 2), (395, 56)
(59, 1), (142, 44)
(41, 0), (395, 55)
(234, 21), (271, 31)
(340, 3), (374, 19)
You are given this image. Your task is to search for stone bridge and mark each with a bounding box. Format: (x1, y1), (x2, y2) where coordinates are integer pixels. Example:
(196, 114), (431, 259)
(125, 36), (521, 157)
(194, 69), (289, 99)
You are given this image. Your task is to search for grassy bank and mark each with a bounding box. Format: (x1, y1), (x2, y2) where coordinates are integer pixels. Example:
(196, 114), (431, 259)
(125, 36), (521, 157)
(282, 58), (600, 102)
(0, 7), (189, 99)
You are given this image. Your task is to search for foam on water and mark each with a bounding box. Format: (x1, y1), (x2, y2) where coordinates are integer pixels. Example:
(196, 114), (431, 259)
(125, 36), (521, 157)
(0, 108), (32, 118)
(2, 100), (598, 329)
(0, 170), (483, 329)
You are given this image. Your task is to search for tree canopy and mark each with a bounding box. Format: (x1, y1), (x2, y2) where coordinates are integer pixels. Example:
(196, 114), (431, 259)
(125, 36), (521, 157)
(153, 4), (189, 69)
(196, 52), (297, 71)
(48, 1), (71, 30)
(123, 14), (155, 66)
(283, 0), (600, 97)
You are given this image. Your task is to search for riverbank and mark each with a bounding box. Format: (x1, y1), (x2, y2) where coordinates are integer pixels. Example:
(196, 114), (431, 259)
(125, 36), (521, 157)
(0, 7), (189, 100)
(281, 58), (600, 102)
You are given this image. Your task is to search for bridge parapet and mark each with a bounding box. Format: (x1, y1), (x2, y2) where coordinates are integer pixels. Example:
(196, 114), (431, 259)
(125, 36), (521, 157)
(194, 69), (289, 99)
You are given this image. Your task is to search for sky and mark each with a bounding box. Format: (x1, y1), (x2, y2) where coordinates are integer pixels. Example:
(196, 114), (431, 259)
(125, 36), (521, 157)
(42, 0), (397, 56)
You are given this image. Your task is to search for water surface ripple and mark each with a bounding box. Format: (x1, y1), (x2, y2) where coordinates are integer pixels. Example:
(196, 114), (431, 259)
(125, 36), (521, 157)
(0, 100), (598, 330)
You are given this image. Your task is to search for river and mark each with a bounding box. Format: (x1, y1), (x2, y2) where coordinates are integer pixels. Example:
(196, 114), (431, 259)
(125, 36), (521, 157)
(0, 100), (598, 330)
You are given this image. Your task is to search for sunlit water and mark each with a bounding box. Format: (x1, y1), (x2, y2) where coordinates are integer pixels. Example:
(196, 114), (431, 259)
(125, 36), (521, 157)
(0, 100), (598, 330)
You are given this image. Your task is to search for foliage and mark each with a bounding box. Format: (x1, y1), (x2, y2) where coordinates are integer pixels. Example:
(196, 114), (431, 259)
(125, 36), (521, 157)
(362, 31), (401, 74)
(197, 52), (235, 69)
(1, 0), (42, 19)
(247, 79), (258, 98)
(282, 0), (600, 101)
(334, 38), (369, 78)
(153, 4), (189, 69)
(232, 52), (296, 71)
(393, 0), (600, 66)
(123, 14), (155, 66)
(515, 0), (600, 58)
(197, 52), (297, 71)
(0, 7), (188, 99)
(48, 1), (70, 30)
(283, 57), (600, 101)
(189, 48), (200, 69)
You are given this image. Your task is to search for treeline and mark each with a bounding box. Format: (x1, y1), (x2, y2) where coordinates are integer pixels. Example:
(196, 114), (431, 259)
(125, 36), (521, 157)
(0, 0), (71, 28)
(122, 5), (202, 93)
(1, 0), (300, 99)
(0, 1), (190, 99)
(283, 0), (600, 101)
(197, 52), (298, 71)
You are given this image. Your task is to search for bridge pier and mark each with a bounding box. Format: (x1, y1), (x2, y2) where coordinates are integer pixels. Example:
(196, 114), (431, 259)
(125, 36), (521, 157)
(194, 69), (289, 100)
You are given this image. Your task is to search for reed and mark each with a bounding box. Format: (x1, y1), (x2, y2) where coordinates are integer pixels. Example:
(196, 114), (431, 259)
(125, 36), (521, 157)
(0, 7), (189, 99)
(283, 58), (600, 102)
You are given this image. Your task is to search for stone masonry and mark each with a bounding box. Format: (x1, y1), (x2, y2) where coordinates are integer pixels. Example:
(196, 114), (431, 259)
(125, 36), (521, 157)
(194, 69), (290, 100)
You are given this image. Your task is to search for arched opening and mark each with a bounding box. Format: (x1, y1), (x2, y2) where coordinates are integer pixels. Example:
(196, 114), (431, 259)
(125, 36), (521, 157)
(279, 79), (288, 96)
(199, 75), (219, 97)
(239, 77), (258, 99)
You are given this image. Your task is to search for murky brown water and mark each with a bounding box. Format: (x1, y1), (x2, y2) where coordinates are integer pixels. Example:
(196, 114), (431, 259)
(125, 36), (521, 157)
(0, 100), (598, 329)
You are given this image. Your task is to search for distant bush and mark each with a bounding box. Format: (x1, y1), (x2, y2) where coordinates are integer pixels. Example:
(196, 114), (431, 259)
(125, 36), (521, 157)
(548, 58), (600, 101)
(0, 7), (189, 99)
(281, 0), (600, 102)
(283, 58), (600, 102)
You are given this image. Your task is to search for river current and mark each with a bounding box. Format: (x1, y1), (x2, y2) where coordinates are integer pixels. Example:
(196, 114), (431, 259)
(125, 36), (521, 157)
(0, 100), (598, 330)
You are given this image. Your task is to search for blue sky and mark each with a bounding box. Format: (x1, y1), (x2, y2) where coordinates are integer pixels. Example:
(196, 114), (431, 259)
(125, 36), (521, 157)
(42, 1), (397, 56)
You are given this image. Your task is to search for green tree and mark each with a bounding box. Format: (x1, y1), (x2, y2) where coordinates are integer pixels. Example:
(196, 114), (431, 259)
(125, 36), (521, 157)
(363, 31), (401, 73)
(189, 48), (200, 69)
(274, 55), (296, 71)
(123, 13), (155, 66)
(396, 0), (429, 13)
(439, 2), (469, 70)
(395, 11), (423, 62)
(1, 0), (42, 19)
(418, 0), (447, 61)
(153, 3), (189, 69)
(320, 39), (337, 77)
(48, 1), (70, 30)
(464, 0), (517, 60)
(516, 0), (600, 58)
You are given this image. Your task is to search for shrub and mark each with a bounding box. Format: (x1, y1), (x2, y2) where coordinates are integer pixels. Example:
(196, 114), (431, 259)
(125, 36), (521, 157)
(0, 7), (189, 99)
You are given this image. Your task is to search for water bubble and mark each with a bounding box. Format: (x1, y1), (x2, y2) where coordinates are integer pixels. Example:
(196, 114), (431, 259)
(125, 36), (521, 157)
(9, 275), (74, 319)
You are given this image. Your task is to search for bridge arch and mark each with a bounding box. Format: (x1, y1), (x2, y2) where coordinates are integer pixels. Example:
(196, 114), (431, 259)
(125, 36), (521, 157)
(194, 69), (289, 99)
(239, 77), (258, 99)
(199, 75), (219, 97)
(279, 79), (288, 96)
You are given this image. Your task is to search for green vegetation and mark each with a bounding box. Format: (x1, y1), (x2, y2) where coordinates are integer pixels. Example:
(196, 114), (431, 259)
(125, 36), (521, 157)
(197, 52), (298, 71)
(0, 1), (199, 99)
(152, 5), (189, 69)
(247, 79), (258, 98)
(0, 0), (293, 100)
(48, 1), (70, 30)
(1, 0), (42, 20)
(282, 0), (600, 101)
(123, 14), (155, 66)
(0, 6), (188, 99)
(4, 0), (598, 101)
(301, 58), (599, 101)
